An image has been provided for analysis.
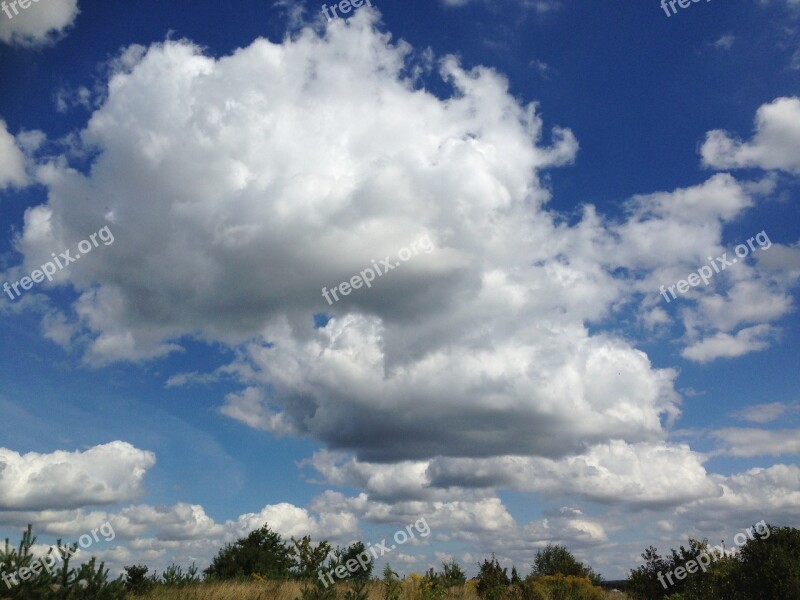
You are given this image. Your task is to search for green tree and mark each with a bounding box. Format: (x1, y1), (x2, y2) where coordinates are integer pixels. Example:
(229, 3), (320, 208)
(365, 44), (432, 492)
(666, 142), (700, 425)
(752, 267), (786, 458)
(381, 564), (402, 600)
(510, 565), (522, 585)
(330, 542), (372, 581)
(292, 535), (333, 580)
(531, 544), (601, 585)
(124, 565), (153, 595)
(204, 524), (295, 580)
(440, 559), (466, 587)
(476, 555), (509, 600)
(626, 546), (671, 600)
(732, 525), (800, 598)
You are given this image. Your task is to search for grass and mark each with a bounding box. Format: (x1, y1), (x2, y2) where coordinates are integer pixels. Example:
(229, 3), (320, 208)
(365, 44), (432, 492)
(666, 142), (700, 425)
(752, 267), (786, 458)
(130, 580), (629, 600)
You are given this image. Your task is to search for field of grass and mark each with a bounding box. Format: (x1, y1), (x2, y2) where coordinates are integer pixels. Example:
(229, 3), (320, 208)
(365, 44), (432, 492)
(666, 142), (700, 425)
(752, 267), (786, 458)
(131, 580), (629, 600)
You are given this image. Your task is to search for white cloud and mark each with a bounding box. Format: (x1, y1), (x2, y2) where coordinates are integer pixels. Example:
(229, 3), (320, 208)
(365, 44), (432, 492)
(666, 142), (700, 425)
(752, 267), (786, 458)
(0, 442), (155, 510)
(701, 97), (800, 174)
(713, 34), (735, 50)
(731, 401), (800, 424)
(0, 119), (27, 189)
(0, 0), (79, 47)
(712, 428), (800, 457)
(680, 324), (776, 363)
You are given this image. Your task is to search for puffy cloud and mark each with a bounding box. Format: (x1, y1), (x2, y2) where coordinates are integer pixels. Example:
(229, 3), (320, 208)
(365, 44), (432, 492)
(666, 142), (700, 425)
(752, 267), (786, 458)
(701, 97), (800, 174)
(14, 12), (577, 366)
(680, 324), (776, 363)
(229, 314), (679, 462)
(684, 464), (800, 523)
(0, 0), (79, 47)
(308, 441), (720, 509)
(427, 441), (719, 508)
(712, 428), (800, 457)
(0, 442), (155, 510)
(0, 119), (27, 189)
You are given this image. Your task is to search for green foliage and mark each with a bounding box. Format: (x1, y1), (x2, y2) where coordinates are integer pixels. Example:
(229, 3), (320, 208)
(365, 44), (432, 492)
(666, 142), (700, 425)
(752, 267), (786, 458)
(292, 536), (333, 580)
(159, 563), (200, 587)
(732, 525), (800, 598)
(530, 544), (601, 585)
(627, 525), (800, 600)
(440, 560), (466, 587)
(626, 546), (671, 600)
(381, 564), (402, 600)
(124, 564), (153, 594)
(296, 577), (339, 600)
(476, 555), (509, 600)
(0, 524), (125, 600)
(328, 542), (373, 582)
(204, 524), (295, 580)
(526, 574), (604, 600)
(342, 577), (370, 600)
(510, 566), (522, 586)
(419, 568), (447, 600)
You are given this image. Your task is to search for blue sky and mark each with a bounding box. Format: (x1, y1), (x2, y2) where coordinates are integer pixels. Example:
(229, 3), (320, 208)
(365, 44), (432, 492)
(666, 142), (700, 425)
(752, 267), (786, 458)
(0, 0), (799, 581)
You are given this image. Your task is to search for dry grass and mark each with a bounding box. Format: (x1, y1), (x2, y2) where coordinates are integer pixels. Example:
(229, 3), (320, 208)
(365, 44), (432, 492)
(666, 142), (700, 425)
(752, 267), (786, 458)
(132, 580), (628, 600)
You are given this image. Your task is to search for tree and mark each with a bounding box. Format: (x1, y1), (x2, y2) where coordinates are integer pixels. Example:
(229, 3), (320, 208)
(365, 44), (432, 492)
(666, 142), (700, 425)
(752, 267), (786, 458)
(626, 546), (671, 600)
(204, 524), (295, 580)
(733, 525), (800, 598)
(476, 555), (509, 600)
(531, 544), (601, 585)
(292, 535), (332, 580)
(326, 541), (373, 583)
(440, 560), (466, 587)
(381, 564), (402, 600)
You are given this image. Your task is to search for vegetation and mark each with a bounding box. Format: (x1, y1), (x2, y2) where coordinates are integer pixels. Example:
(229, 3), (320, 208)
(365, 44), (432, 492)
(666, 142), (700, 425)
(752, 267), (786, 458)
(626, 523), (800, 600)
(3, 521), (798, 600)
(0, 524), (125, 599)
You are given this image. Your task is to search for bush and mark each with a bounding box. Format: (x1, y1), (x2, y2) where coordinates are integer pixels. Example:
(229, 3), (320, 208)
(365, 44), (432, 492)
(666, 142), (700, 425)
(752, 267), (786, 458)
(204, 524), (295, 580)
(732, 525), (800, 599)
(526, 574), (605, 600)
(0, 524), (125, 600)
(476, 555), (510, 600)
(531, 545), (601, 586)
(124, 564), (154, 594)
(440, 560), (466, 587)
(381, 564), (402, 600)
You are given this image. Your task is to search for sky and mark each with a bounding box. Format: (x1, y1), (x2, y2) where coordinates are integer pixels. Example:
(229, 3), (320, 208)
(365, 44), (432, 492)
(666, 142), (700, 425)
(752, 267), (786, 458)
(0, 0), (799, 582)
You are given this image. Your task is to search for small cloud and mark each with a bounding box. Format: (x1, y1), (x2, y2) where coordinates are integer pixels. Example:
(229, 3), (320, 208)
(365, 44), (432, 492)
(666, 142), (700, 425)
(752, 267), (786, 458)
(713, 34), (735, 50)
(529, 59), (552, 80)
(731, 401), (800, 423)
(681, 324), (776, 363)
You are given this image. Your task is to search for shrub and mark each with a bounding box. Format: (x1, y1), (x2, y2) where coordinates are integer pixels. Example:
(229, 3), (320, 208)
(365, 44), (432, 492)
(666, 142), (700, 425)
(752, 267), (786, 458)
(732, 525), (800, 599)
(204, 524), (295, 580)
(124, 564), (153, 594)
(476, 555), (509, 600)
(527, 574), (604, 600)
(531, 545), (601, 586)
(0, 525), (125, 600)
(440, 560), (466, 587)
(381, 564), (402, 600)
